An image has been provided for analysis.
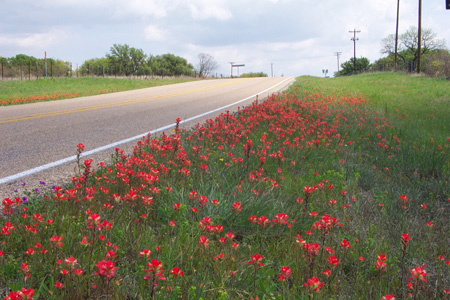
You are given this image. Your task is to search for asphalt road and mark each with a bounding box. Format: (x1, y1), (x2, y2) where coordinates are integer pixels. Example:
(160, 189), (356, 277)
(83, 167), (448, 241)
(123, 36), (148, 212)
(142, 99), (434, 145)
(0, 77), (294, 197)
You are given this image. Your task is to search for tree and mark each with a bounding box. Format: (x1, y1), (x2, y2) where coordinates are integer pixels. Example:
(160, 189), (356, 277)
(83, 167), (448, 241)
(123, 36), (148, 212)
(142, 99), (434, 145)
(381, 27), (446, 71)
(149, 54), (194, 77)
(106, 44), (147, 76)
(337, 57), (371, 76)
(196, 53), (218, 77)
(421, 49), (450, 78)
(80, 58), (111, 76)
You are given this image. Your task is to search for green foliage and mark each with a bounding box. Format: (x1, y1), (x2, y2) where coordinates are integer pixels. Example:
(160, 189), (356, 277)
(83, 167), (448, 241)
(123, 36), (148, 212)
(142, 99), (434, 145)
(105, 44), (147, 76)
(77, 44), (195, 77)
(379, 27), (447, 73)
(149, 53), (194, 77)
(337, 57), (371, 76)
(0, 54), (72, 78)
(79, 58), (111, 76)
(240, 72), (268, 78)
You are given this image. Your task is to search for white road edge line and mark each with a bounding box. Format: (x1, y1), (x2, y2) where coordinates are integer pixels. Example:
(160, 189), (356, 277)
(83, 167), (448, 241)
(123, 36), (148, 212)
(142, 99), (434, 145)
(0, 77), (294, 185)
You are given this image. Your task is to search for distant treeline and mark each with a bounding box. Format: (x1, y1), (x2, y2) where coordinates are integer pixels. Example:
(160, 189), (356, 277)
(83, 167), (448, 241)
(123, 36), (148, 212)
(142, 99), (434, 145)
(240, 72), (268, 78)
(0, 44), (197, 80)
(0, 54), (72, 79)
(81, 44), (195, 78)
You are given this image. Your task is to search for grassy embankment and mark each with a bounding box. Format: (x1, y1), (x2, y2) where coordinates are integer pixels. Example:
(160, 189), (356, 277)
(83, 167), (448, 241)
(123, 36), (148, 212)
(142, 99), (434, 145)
(0, 77), (197, 106)
(1, 73), (449, 299)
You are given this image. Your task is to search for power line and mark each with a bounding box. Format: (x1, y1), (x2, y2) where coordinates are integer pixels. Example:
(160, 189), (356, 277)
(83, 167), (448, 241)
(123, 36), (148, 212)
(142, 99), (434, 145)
(349, 29), (361, 73)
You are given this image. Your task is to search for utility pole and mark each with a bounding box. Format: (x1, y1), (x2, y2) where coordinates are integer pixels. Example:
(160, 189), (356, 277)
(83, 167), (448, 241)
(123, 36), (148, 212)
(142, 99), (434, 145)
(417, 0), (422, 73)
(228, 62), (235, 78)
(334, 52), (342, 73)
(395, 0), (400, 70)
(349, 29), (361, 73)
(271, 63), (274, 77)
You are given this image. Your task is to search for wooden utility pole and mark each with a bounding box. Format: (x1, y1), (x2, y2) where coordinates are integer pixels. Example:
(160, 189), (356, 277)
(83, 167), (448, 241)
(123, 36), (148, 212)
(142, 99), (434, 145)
(395, 0), (400, 70)
(349, 29), (361, 73)
(417, 0), (422, 73)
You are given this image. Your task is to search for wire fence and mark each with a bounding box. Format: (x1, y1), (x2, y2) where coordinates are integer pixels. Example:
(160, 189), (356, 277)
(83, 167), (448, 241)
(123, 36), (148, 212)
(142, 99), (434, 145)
(0, 61), (73, 80)
(0, 62), (198, 81)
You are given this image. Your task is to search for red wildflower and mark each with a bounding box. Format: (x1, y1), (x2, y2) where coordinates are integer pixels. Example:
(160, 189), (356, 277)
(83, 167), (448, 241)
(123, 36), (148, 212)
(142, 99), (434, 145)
(375, 254), (388, 271)
(94, 260), (118, 278)
(170, 267), (184, 276)
(401, 233), (411, 248)
(140, 249), (152, 259)
(303, 277), (324, 293)
(409, 265), (428, 283)
(231, 202), (242, 213)
(199, 235), (210, 249)
(328, 256), (340, 268)
(64, 256), (78, 268)
(340, 239), (351, 249)
(248, 253), (264, 267)
(278, 266), (292, 281)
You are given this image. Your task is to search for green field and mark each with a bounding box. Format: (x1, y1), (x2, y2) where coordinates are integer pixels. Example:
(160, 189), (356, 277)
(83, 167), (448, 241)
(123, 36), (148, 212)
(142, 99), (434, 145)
(0, 77), (198, 106)
(1, 72), (449, 299)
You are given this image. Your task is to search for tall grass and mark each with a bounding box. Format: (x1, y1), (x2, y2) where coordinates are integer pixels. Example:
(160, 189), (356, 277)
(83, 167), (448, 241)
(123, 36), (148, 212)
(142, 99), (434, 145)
(1, 73), (449, 299)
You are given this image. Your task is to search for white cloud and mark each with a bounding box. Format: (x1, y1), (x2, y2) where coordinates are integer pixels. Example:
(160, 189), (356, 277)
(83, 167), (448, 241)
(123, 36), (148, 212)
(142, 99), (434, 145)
(1, 0), (449, 77)
(0, 30), (66, 49)
(116, 0), (170, 18)
(186, 0), (233, 21)
(144, 25), (168, 42)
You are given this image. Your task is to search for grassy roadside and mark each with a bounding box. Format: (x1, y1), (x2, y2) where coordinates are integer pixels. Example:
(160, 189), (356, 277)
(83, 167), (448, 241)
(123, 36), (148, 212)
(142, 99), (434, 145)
(1, 72), (449, 299)
(297, 72), (450, 142)
(0, 77), (198, 106)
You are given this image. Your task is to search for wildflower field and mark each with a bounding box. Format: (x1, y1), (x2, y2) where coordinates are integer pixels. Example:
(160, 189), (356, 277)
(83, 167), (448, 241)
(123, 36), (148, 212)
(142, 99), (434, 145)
(0, 77), (196, 106)
(1, 73), (449, 299)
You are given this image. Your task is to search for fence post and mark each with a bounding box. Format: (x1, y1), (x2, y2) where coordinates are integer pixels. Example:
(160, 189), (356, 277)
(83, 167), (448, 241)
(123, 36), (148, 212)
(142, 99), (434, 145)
(1, 62), (3, 81)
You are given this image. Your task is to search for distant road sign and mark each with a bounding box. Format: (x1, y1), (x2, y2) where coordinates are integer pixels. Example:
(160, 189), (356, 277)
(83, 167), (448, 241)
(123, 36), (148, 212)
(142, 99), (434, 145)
(232, 64), (245, 67)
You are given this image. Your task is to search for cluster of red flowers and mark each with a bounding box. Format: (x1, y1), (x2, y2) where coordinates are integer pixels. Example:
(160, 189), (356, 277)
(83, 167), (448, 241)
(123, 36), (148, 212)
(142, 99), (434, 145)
(1, 83), (449, 299)
(0, 92), (80, 106)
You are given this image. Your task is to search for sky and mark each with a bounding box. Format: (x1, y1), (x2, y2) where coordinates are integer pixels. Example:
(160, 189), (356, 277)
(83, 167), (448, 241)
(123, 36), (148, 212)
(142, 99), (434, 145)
(1, 0), (449, 77)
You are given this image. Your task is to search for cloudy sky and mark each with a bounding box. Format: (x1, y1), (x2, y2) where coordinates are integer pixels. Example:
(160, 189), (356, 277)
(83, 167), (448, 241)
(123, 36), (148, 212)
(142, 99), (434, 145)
(1, 0), (449, 77)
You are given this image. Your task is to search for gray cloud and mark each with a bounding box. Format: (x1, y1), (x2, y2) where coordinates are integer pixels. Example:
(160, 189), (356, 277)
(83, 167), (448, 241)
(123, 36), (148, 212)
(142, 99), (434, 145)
(1, 0), (448, 77)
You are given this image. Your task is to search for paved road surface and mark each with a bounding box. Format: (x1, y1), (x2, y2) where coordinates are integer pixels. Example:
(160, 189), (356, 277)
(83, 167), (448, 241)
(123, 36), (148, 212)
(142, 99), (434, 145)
(0, 77), (294, 197)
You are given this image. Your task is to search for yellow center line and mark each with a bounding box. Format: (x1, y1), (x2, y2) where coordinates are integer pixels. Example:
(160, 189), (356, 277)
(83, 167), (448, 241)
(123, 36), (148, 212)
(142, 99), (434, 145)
(0, 79), (249, 124)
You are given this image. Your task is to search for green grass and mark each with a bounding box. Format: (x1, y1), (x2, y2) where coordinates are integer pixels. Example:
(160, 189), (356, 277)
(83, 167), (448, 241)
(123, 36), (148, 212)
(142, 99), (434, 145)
(299, 72), (450, 142)
(0, 77), (198, 106)
(1, 72), (449, 299)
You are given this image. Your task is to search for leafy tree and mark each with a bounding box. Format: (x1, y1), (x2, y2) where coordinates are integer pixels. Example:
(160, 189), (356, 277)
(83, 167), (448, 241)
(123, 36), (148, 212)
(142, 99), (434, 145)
(196, 53), (218, 77)
(149, 54), (194, 77)
(337, 57), (371, 76)
(381, 27), (446, 71)
(421, 49), (450, 78)
(80, 58), (111, 76)
(10, 54), (37, 66)
(106, 44), (147, 76)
